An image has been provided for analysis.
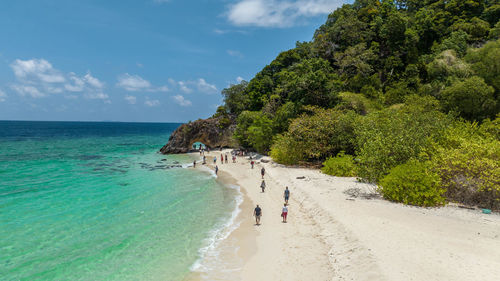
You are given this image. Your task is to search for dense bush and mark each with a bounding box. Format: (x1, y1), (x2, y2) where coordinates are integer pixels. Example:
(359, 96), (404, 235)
(431, 122), (500, 210)
(270, 109), (358, 164)
(321, 152), (357, 177)
(355, 96), (451, 182)
(440, 76), (496, 121)
(379, 160), (445, 207)
(335, 92), (381, 115)
(233, 111), (273, 152)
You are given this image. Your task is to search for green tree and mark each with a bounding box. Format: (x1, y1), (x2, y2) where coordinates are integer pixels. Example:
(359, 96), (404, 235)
(277, 58), (340, 107)
(355, 96), (451, 182)
(466, 39), (500, 94)
(441, 76), (496, 120)
(431, 30), (469, 57)
(270, 109), (358, 164)
(222, 81), (249, 115)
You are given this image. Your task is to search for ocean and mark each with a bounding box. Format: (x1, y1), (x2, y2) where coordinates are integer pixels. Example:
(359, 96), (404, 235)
(0, 121), (241, 280)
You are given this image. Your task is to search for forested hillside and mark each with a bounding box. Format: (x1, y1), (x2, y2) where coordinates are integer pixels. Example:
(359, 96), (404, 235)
(214, 0), (500, 208)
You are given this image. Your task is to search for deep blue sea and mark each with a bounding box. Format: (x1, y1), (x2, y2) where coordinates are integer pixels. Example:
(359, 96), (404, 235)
(0, 121), (240, 280)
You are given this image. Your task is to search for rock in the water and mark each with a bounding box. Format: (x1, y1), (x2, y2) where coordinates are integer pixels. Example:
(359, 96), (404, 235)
(160, 116), (236, 154)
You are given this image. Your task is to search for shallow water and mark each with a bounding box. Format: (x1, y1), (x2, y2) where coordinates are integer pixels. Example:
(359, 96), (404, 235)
(0, 121), (239, 280)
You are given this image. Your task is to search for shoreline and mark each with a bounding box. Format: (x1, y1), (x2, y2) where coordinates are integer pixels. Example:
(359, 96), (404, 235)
(185, 150), (500, 281)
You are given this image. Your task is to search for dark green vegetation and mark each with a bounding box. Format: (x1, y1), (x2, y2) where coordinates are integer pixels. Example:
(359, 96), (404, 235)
(215, 1), (500, 208)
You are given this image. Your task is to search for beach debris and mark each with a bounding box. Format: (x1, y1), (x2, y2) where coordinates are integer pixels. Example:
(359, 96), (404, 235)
(482, 209), (492, 214)
(344, 187), (380, 200)
(344, 188), (360, 198)
(296, 176), (306, 179)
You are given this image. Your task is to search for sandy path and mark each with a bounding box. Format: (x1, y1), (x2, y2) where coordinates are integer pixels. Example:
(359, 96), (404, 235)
(192, 151), (500, 281)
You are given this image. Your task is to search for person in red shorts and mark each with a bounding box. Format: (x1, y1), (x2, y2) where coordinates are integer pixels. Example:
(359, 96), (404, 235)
(281, 203), (288, 223)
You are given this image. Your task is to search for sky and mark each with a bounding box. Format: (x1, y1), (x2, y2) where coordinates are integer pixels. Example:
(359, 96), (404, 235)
(0, 0), (347, 122)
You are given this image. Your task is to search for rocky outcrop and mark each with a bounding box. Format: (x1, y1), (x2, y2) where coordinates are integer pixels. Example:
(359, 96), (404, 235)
(160, 116), (236, 154)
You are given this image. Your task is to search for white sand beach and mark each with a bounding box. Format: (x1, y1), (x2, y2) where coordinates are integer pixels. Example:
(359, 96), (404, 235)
(192, 150), (500, 281)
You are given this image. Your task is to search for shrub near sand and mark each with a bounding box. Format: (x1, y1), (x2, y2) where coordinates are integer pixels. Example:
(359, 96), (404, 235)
(379, 160), (446, 207)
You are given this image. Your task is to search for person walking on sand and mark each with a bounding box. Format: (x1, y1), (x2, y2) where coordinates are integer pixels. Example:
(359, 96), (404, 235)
(215, 165), (218, 175)
(213, 156), (217, 164)
(254, 204), (262, 225)
(260, 180), (266, 193)
(284, 186), (290, 204)
(225, 154), (228, 164)
(203, 155), (206, 165)
(281, 203), (288, 223)
(221, 154), (224, 164)
(251, 160), (254, 169)
(261, 167), (265, 179)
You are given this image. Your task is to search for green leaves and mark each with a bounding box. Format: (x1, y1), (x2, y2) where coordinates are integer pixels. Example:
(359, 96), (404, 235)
(441, 76), (496, 121)
(379, 160), (445, 207)
(355, 96), (451, 182)
(321, 152), (357, 177)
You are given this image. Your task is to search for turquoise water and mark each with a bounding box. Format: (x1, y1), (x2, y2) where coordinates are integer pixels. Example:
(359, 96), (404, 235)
(0, 121), (239, 280)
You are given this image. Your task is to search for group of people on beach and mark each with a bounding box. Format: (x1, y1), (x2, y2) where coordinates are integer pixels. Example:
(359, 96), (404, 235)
(193, 147), (290, 225)
(253, 162), (290, 225)
(193, 146), (239, 176)
(253, 186), (289, 225)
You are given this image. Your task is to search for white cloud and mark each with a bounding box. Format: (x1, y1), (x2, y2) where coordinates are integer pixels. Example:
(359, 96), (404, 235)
(9, 58), (107, 102)
(172, 95), (192, 106)
(178, 81), (192, 94)
(11, 85), (45, 98)
(116, 73), (168, 92)
(227, 49), (244, 58)
(85, 92), (109, 100)
(227, 0), (342, 27)
(10, 59), (65, 83)
(236, 76), (244, 83)
(170, 78), (217, 94)
(0, 89), (7, 102)
(125, 95), (137, 104)
(214, 28), (228, 34)
(117, 73), (152, 91)
(145, 99), (160, 107)
(196, 78), (218, 93)
(65, 73), (85, 92)
(84, 73), (104, 89)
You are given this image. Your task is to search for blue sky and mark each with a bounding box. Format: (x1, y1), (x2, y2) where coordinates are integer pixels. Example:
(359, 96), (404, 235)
(0, 0), (346, 122)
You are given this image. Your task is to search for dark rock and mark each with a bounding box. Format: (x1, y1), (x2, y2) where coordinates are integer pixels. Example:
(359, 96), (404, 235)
(296, 176), (306, 179)
(160, 116), (236, 154)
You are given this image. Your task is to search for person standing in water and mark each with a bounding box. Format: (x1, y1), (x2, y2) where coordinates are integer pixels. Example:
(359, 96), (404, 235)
(281, 203), (288, 223)
(193, 160), (196, 168)
(253, 204), (262, 225)
(261, 167), (265, 179)
(260, 180), (266, 193)
(284, 186), (290, 204)
(215, 165), (218, 175)
(225, 154), (228, 164)
(213, 156), (217, 164)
